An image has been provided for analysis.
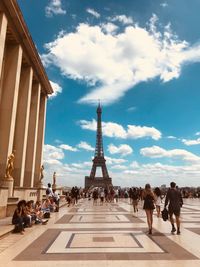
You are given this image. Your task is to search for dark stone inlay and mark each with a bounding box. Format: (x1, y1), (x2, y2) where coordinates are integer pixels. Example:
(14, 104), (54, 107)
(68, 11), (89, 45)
(129, 233), (143, 248)
(55, 214), (144, 224)
(55, 215), (73, 224)
(93, 237), (114, 242)
(66, 233), (75, 248)
(65, 233), (139, 248)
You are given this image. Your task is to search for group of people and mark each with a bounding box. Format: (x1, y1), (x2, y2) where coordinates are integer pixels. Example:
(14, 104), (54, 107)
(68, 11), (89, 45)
(12, 183), (60, 235)
(89, 187), (120, 204)
(85, 182), (183, 236)
(142, 182), (183, 235)
(65, 186), (80, 206)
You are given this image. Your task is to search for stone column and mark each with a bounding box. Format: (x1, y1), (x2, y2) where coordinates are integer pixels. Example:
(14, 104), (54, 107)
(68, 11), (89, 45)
(0, 43), (23, 179)
(24, 82), (41, 188)
(13, 66), (33, 187)
(34, 93), (47, 187)
(0, 13), (7, 104)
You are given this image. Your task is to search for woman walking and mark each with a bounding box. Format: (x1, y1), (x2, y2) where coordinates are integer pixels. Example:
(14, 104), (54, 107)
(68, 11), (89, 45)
(132, 187), (139, 213)
(143, 184), (155, 234)
(154, 187), (162, 217)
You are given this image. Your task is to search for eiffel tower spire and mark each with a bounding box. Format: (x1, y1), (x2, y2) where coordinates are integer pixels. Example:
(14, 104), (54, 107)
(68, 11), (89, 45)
(85, 103), (112, 188)
(95, 101), (104, 157)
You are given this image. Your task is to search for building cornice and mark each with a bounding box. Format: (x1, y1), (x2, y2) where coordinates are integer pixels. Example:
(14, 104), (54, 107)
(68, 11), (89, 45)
(0, 0), (53, 95)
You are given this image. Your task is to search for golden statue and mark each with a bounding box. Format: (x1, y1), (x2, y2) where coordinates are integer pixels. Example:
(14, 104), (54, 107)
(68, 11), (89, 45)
(39, 165), (44, 182)
(5, 150), (16, 179)
(53, 171), (56, 185)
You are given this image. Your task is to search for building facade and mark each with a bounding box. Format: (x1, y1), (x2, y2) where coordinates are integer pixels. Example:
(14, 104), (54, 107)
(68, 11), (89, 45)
(0, 0), (53, 217)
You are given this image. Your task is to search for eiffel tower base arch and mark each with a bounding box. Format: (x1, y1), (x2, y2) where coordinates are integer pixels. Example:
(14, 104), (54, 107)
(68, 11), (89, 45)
(85, 176), (112, 189)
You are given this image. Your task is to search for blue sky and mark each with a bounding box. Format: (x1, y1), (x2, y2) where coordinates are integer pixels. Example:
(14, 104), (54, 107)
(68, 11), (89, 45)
(18, 0), (200, 187)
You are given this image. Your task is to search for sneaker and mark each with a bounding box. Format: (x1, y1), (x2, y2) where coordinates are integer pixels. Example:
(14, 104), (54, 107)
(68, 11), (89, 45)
(177, 230), (181, 235)
(171, 227), (176, 233)
(148, 229), (152, 235)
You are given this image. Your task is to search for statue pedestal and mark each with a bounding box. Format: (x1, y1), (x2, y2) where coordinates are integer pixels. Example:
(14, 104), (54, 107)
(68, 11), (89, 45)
(0, 177), (14, 197)
(37, 182), (44, 201)
(52, 184), (57, 190)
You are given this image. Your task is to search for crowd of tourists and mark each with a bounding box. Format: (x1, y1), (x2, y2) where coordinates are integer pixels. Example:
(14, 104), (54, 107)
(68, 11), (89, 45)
(12, 181), (185, 236)
(12, 183), (60, 235)
(78, 182), (183, 236)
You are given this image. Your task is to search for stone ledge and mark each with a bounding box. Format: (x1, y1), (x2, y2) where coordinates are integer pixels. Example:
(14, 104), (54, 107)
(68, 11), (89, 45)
(0, 225), (13, 239)
(0, 201), (67, 238)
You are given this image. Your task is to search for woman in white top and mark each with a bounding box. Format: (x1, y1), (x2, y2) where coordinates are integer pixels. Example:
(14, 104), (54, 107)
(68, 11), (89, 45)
(154, 187), (162, 217)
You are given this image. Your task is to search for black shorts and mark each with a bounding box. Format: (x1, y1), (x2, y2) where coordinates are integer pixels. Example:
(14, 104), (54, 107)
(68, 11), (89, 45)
(168, 208), (180, 216)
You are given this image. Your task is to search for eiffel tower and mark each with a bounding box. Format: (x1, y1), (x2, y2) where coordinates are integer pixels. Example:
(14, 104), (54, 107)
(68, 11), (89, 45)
(85, 103), (112, 189)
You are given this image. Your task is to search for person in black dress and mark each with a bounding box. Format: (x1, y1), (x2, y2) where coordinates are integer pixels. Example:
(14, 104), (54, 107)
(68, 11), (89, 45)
(143, 184), (156, 234)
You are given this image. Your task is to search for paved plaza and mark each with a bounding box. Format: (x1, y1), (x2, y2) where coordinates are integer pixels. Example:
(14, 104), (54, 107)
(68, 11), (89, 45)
(0, 198), (200, 267)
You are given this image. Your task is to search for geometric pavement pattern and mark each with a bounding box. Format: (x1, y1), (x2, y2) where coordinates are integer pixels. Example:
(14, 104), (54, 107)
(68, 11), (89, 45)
(1, 198), (200, 266)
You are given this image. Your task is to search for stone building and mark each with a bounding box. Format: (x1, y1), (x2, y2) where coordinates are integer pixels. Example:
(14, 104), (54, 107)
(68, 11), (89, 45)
(0, 0), (53, 217)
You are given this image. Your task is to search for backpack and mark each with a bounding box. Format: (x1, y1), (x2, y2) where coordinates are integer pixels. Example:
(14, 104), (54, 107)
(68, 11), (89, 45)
(46, 188), (51, 195)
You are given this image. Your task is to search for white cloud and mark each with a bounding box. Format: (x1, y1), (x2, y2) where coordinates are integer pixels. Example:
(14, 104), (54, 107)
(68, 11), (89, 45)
(182, 138), (200, 146)
(110, 15), (133, 25)
(140, 145), (200, 163)
(49, 81), (62, 98)
(130, 161), (140, 168)
(102, 122), (127, 138)
(42, 144), (200, 187)
(195, 132), (200, 136)
(71, 161), (92, 169)
(59, 144), (78, 152)
(77, 141), (94, 151)
(79, 119), (161, 140)
(108, 144), (133, 156)
(86, 8), (100, 18)
(43, 144), (64, 164)
(79, 119), (97, 131)
(122, 161), (200, 186)
(54, 139), (63, 144)
(42, 14), (200, 105)
(105, 156), (127, 165)
(127, 106), (137, 112)
(167, 135), (176, 139)
(127, 125), (161, 140)
(45, 0), (66, 17)
(101, 22), (118, 34)
(111, 164), (127, 170)
(160, 2), (168, 8)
